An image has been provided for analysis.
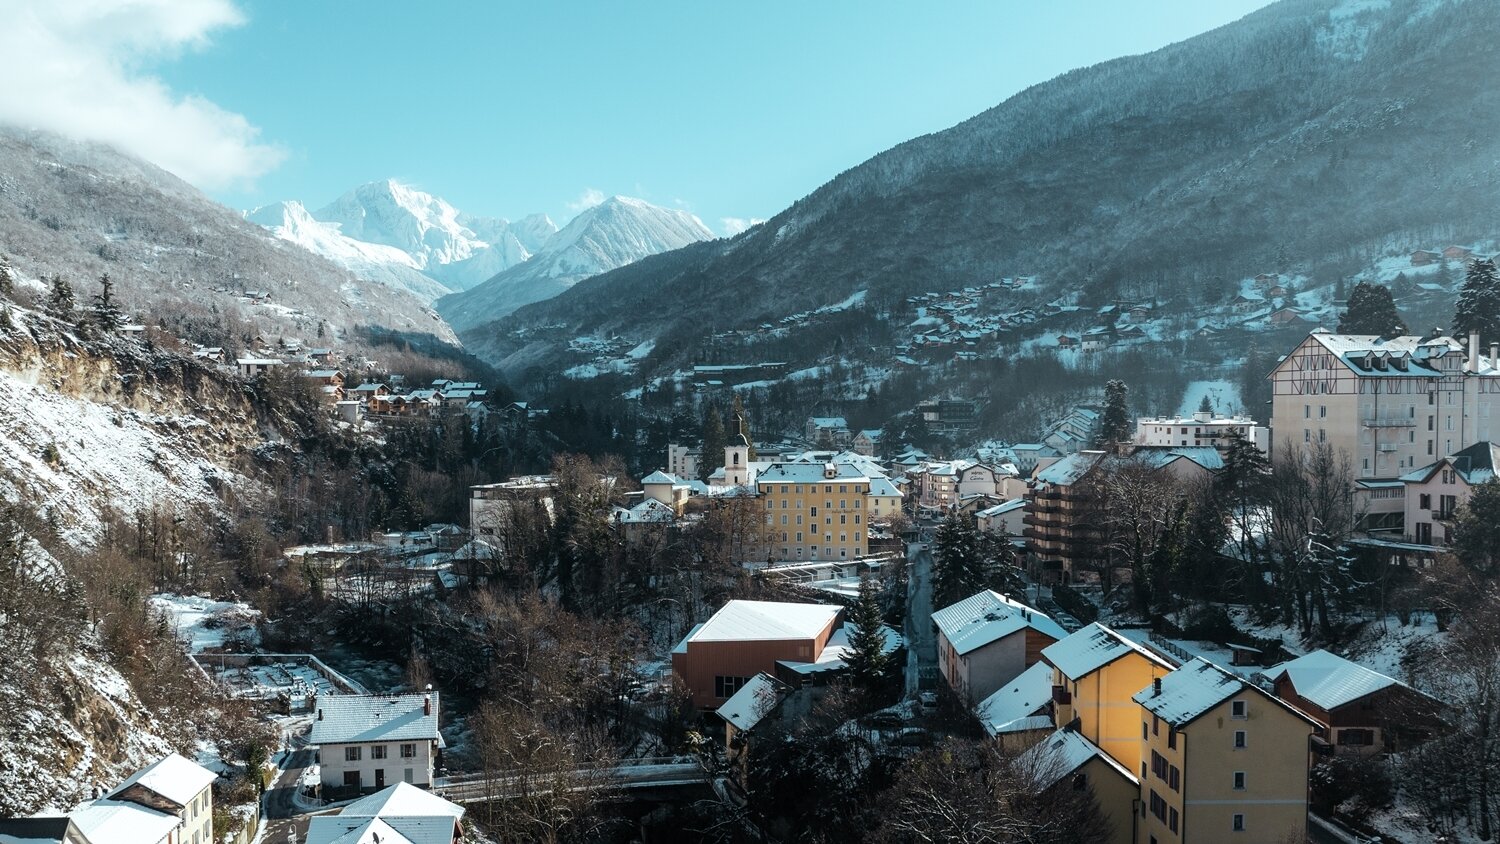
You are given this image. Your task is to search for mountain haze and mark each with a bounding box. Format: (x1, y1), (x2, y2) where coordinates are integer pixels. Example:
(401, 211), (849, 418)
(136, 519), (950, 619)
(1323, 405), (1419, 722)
(436, 195), (715, 331)
(468, 0), (1500, 373)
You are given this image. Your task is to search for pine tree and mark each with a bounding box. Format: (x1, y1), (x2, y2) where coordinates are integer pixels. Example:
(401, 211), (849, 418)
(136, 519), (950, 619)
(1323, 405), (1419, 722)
(844, 576), (892, 693)
(1197, 394), (1214, 415)
(1452, 480), (1500, 577)
(1094, 380), (1130, 449)
(699, 403), (725, 482)
(1337, 281), (1406, 338)
(932, 511), (983, 608)
(0, 254), (13, 296)
(47, 275), (74, 320)
(1454, 258), (1500, 343)
(92, 273), (124, 332)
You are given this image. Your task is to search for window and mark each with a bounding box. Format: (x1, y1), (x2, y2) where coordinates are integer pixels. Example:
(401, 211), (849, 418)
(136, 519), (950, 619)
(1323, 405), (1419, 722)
(1234, 730), (1247, 749)
(1148, 790), (1167, 822)
(345, 747), (362, 762)
(1167, 727), (1176, 749)
(1320, 405), (1327, 418)
(1142, 722), (1148, 739)
(404, 768), (414, 783)
(1152, 714), (1159, 736)
(343, 771), (361, 787)
(1151, 750), (1168, 780)
(715, 676), (751, 698)
(372, 745), (387, 760)
(401, 743), (416, 758)
(1231, 699), (1247, 719)
(1420, 493), (1432, 510)
(1233, 814), (1246, 832)
(1169, 765), (1179, 792)
(1234, 771), (1246, 790)
(1169, 807), (1179, 833)
(1337, 728), (1376, 746)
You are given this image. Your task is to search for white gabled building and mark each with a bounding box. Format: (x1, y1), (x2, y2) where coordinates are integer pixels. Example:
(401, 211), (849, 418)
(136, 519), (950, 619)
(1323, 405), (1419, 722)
(4, 753), (219, 844)
(305, 782), (465, 844)
(1135, 411), (1268, 455)
(310, 692), (444, 795)
(932, 590), (1068, 708)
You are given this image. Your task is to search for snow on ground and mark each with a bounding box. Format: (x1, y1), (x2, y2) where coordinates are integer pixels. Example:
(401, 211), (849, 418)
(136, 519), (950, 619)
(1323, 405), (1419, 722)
(627, 339), (655, 359)
(1175, 380), (1243, 417)
(150, 593), (262, 653)
(0, 368), (239, 544)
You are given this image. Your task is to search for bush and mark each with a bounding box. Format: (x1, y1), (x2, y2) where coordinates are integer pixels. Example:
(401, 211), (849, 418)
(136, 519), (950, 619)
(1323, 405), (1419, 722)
(1052, 584), (1099, 623)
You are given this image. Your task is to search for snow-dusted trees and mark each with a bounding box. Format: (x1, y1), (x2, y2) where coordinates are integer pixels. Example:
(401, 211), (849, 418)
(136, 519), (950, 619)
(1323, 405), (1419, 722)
(699, 402), (725, 481)
(0, 253), (13, 296)
(1093, 379), (1131, 449)
(845, 576), (894, 698)
(1454, 258), (1500, 342)
(91, 272), (124, 332)
(46, 274), (73, 320)
(932, 511), (1016, 608)
(1338, 281), (1406, 338)
(1099, 459), (1177, 604)
(1265, 441), (1357, 638)
(1451, 480), (1500, 577)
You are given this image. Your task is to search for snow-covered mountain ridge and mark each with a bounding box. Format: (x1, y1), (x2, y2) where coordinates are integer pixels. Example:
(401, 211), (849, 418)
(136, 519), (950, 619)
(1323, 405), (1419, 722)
(435, 195), (715, 331)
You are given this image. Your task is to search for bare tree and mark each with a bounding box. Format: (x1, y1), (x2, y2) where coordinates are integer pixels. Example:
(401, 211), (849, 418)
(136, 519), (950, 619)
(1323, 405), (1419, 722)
(1265, 441), (1358, 637)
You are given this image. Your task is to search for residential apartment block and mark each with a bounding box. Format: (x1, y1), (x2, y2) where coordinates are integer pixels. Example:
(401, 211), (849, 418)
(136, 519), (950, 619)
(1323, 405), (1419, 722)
(1135, 411), (1269, 454)
(1400, 440), (1499, 545)
(756, 462), (873, 561)
(310, 692), (444, 795)
(1044, 623), (1175, 770)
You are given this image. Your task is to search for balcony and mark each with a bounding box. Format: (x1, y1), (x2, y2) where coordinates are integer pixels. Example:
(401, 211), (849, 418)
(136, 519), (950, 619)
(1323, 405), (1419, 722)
(1361, 417), (1416, 428)
(1052, 685), (1072, 705)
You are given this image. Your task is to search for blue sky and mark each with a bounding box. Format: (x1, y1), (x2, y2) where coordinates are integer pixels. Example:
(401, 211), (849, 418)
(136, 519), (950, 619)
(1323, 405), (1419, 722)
(39, 1), (1275, 234)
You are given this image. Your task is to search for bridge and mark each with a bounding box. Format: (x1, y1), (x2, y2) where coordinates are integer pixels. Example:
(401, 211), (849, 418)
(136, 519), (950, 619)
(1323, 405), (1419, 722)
(434, 757), (711, 804)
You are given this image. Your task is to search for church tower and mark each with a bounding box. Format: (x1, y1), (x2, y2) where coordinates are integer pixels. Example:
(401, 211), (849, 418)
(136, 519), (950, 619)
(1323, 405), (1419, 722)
(724, 406), (751, 487)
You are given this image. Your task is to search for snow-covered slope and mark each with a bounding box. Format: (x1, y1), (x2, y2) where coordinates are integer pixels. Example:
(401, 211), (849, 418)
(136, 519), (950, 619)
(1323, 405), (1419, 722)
(436, 196), (714, 331)
(246, 201), (454, 302)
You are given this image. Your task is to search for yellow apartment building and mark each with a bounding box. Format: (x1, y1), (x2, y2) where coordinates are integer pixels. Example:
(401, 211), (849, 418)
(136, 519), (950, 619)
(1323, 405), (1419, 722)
(1132, 658), (1318, 844)
(1044, 622), (1175, 770)
(757, 462), (873, 561)
(1021, 729), (1141, 844)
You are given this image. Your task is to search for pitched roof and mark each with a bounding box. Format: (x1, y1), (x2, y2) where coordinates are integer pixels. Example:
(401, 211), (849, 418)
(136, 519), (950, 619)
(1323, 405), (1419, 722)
(716, 672), (791, 732)
(1133, 658), (1317, 729)
(0, 818), (86, 844)
(685, 600), (841, 643)
(310, 693), (441, 746)
(976, 661), (1054, 737)
(307, 783), (464, 844)
(931, 590), (1067, 656)
(755, 462), (869, 484)
(69, 800), (179, 844)
(641, 470), (679, 485)
(1042, 623), (1173, 681)
(1267, 649), (1407, 711)
(1401, 441), (1500, 485)
(108, 752), (217, 807)
(1034, 451), (1107, 486)
(1019, 729), (1138, 791)
(777, 621), (903, 676)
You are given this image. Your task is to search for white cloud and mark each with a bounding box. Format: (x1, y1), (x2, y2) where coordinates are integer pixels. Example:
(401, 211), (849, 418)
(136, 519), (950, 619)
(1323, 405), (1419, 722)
(566, 187), (606, 212)
(0, 0), (284, 190)
(720, 216), (765, 236)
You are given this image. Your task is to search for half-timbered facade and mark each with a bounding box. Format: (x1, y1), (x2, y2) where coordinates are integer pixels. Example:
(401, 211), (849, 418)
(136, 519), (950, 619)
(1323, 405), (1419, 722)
(1269, 329), (1500, 531)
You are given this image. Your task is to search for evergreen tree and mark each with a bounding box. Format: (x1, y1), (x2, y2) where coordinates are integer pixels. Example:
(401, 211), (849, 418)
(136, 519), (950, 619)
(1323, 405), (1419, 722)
(0, 254), (13, 296)
(1452, 480), (1500, 577)
(699, 403), (725, 482)
(0, 304), (12, 332)
(1094, 380), (1130, 449)
(844, 576), (892, 694)
(1454, 258), (1500, 343)
(1337, 281), (1406, 338)
(46, 275), (74, 320)
(932, 511), (983, 608)
(92, 273), (124, 332)
(1197, 394), (1214, 415)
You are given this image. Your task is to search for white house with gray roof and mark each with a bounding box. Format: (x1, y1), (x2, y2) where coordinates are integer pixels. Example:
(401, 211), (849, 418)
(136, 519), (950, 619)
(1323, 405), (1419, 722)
(932, 590), (1068, 707)
(311, 692), (444, 794)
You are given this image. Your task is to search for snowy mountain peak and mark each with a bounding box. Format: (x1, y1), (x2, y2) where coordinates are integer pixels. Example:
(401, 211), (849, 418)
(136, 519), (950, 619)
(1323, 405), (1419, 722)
(315, 179), (486, 270)
(435, 196), (715, 330)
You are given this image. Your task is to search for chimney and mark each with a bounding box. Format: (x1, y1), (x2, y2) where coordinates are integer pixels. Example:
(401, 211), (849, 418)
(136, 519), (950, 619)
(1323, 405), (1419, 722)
(1152, 677), (1163, 697)
(423, 694), (432, 717)
(317, 708), (323, 721)
(1470, 332), (1481, 372)
(1490, 343), (1497, 371)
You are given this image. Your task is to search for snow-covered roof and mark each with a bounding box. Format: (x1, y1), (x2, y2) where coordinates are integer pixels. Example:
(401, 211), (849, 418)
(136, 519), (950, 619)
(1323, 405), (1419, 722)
(108, 752), (217, 807)
(977, 499), (1026, 518)
(1134, 658), (1317, 729)
(69, 800), (179, 844)
(716, 672), (791, 732)
(1034, 451), (1107, 486)
(1019, 729), (1138, 792)
(777, 621), (903, 675)
(641, 470), (680, 485)
(976, 661), (1054, 737)
(618, 498), (677, 524)
(0, 818), (85, 844)
(684, 600), (842, 643)
(310, 693), (442, 746)
(756, 462), (869, 485)
(868, 477), (902, 498)
(1042, 623), (1174, 681)
(1401, 441), (1500, 486)
(306, 783), (464, 844)
(342, 782), (464, 820)
(809, 416), (848, 428)
(931, 590), (1066, 656)
(1130, 445), (1225, 472)
(1267, 649), (1407, 711)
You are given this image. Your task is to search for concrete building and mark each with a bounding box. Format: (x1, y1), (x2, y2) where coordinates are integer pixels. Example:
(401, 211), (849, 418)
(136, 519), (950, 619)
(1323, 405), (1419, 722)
(1399, 440), (1499, 545)
(310, 692), (444, 795)
(469, 476), (557, 541)
(932, 590), (1067, 708)
(1135, 411), (1269, 454)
